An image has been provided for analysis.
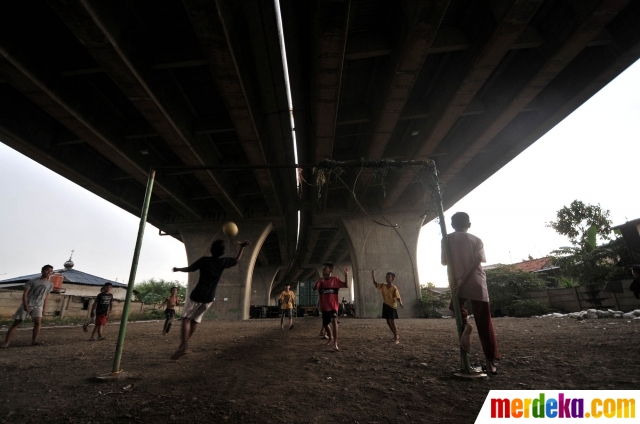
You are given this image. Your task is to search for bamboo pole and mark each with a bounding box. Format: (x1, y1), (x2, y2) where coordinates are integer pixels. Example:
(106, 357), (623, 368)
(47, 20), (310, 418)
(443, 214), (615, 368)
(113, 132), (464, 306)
(428, 161), (471, 373)
(111, 170), (156, 374)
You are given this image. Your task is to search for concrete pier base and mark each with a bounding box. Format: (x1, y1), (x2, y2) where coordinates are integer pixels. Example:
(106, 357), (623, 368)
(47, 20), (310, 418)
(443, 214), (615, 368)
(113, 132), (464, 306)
(179, 219), (274, 320)
(339, 213), (425, 318)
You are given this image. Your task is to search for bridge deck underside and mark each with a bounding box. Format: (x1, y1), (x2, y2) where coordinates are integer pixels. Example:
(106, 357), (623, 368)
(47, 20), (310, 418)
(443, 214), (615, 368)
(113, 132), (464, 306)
(1, 0), (639, 294)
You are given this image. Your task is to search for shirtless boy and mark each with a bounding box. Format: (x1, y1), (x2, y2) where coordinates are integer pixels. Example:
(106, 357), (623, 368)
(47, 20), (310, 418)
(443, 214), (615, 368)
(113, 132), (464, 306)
(161, 287), (181, 335)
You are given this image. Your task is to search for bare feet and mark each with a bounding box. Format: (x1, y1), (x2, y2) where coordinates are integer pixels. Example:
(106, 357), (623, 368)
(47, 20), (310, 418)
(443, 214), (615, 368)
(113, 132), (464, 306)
(32, 341), (45, 346)
(333, 344), (340, 351)
(170, 347), (192, 361)
(1, 343), (9, 348)
(392, 339), (400, 344)
(98, 337), (106, 341)
(325, 337), (333, 346)
(460, 323), (473, 353)
(88, 337), (95, 341)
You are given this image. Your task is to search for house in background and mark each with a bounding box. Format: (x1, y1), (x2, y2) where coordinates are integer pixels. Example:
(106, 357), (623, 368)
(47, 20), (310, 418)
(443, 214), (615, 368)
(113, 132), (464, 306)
(483, 257), (560, 287)
(0, 255), (128, 319)
(613, 218), (640, 264)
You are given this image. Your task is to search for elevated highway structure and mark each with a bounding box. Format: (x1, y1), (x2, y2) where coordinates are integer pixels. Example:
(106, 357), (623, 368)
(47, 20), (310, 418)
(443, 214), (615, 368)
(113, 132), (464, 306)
(1, 0), (639, 317)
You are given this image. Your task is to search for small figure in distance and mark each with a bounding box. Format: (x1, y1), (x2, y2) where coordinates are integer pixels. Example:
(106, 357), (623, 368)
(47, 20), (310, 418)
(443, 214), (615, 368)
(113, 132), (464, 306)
(83, 285), (105, 333)
(442, 212), (500, 375)
(171, 240), (250, 360)
(314, 263), (348, 351)
(3, 265), (54, 347)
(279, 283), (296, 330)
(161, 286), (182, 335)
(629, 265), (640, 299)
(89, 283), (114, 341)
(371, 269), (404, 344)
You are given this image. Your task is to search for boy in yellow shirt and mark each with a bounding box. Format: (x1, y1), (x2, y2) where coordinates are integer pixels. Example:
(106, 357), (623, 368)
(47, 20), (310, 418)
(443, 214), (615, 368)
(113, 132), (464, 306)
(371, 269), (404, 344)
(279, 283), (296, 330)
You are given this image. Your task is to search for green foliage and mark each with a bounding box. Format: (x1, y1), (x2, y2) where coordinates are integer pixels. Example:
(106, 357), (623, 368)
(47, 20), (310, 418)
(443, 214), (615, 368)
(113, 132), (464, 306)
(547, 200), (629, 287)
(551, 237), (630, 284)
(134, 278), (186, 304)
(558, 276), (579, 288)
(546, 200), (612, 249)
(419, 283), (449, 318)
(142, 293), (165, 304)
(547, 201), (629, 285)
(486, 265), (548, 312)
(510, 299), (548, 317)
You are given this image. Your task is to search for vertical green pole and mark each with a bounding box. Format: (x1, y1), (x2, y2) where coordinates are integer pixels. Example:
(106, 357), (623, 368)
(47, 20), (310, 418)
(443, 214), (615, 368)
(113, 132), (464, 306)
(428, 161), (471, 373)
(112, 170), (156, 374)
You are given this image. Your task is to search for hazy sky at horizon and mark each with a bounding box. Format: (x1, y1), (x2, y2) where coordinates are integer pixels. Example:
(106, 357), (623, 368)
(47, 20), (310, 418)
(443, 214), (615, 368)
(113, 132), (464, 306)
(1, 60), (638, 289)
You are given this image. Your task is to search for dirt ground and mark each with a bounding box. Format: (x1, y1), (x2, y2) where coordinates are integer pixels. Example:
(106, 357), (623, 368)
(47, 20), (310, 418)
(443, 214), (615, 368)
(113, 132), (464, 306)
(1, 316), (639, 423)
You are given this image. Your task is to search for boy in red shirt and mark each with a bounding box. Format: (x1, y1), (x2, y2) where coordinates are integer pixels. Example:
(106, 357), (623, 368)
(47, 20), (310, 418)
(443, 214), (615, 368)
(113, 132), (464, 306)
(314, 262), (348, 351)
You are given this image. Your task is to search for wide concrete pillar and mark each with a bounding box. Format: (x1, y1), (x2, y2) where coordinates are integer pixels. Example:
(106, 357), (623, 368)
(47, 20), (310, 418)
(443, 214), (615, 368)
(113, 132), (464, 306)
(179, 219), (274, 320)
(339, 213), (425, 318)
(251, 265), (281, 306)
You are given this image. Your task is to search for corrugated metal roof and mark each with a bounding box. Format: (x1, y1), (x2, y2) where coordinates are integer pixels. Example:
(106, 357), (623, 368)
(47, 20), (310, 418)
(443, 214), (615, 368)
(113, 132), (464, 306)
(0, 269), (127, 288)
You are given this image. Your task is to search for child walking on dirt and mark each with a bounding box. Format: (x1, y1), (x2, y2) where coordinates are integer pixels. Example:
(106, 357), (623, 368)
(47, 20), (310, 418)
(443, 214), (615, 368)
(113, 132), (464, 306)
(89, 283), (114, 341)
(442, 212), (500, 374)
(83, 285), (105, 333)
(371, 269), (404, 344)
(279, 283), (296, 330)
(314, 262), (348, 351)
(171, 240), (250, 360)
(160, 286), (181, 335)
(3, 265), (54, 347)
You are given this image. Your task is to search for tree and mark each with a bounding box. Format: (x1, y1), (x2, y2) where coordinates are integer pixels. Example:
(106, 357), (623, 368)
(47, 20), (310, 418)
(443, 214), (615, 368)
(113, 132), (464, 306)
(485, 265), (547, 314)
(134, 278), (186, 304)
(547, 201), (628, 284)
(546, 200), (612, 250)
(418, 283), (449, 318)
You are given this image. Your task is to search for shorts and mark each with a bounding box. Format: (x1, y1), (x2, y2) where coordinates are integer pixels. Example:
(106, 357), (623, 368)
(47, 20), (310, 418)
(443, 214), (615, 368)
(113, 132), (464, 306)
(12, 305), (43, 321)
(321, 310), (338, 326)
(282, 308), (292, 318)
(382, 303), (398, 320)
(165, 308), (176, 320)
(182, 301), (213, 323)
(95, 314), (108, 326)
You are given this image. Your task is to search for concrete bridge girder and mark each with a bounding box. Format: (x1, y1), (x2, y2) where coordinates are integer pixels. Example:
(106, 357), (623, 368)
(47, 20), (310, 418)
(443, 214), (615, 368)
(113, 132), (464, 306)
(339, 213), (425, 318)
(252, 265), (282, 306)
(179, 219), (274, 320)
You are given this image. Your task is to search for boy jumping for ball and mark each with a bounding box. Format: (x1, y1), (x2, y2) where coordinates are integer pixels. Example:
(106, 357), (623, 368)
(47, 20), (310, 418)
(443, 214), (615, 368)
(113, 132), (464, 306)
(442, 212), (500, 374)
(171, 240), (250, 360)
(89, 283), (114, 341)
(314, 262), (348, 351)
(3, 265), (54, 347)
(371, 269), (404, 344)
(160, 286), (181, 335)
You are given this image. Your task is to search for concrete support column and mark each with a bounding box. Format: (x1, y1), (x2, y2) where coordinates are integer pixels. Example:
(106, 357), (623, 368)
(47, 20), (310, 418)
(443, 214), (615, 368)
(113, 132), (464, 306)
(179, 219), (274, 320)
(339, 213), (425, 318)
(251, 266), (281, 306)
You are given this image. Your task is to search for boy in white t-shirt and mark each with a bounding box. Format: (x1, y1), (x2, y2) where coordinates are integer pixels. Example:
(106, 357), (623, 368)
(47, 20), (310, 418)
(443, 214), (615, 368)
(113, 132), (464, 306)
(442, 212), (500, 374)
(3, 265), (54, 347)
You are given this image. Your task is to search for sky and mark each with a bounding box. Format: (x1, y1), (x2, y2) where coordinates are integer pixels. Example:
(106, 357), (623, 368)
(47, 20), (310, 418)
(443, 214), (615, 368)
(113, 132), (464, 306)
(1, 60), (639, 288)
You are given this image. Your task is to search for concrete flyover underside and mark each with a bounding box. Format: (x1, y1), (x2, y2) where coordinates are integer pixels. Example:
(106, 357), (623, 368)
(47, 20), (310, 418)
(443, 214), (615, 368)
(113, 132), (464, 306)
(1, 0), (639, 318)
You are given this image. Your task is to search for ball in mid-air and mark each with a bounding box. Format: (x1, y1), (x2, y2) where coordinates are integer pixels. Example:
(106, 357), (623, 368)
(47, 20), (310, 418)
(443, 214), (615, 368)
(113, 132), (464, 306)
(222, 221), (238, 237)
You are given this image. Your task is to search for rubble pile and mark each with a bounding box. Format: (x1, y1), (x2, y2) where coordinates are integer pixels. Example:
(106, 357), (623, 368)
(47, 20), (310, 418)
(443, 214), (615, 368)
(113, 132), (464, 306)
(538, 309), (640, 320)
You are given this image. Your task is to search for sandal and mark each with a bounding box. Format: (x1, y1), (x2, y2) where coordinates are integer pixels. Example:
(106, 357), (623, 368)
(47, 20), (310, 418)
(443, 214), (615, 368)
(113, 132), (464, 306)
(481, 364), (498, 375)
